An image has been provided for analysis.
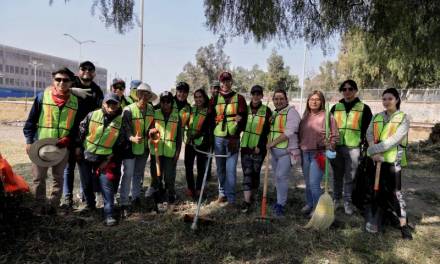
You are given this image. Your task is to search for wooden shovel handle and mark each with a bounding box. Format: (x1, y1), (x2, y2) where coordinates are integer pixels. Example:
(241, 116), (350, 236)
(153, 141), (161, 177)
(261, 151), (270, 218)
(374, 161), (382, 191)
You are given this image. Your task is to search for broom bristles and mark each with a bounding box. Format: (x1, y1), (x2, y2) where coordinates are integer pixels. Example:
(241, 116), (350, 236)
(304, 192), (335, 230)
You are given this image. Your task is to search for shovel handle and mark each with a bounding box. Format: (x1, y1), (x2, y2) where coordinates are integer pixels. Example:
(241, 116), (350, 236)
(153, 141), (161, 177)
(261, 150), (270, 218)
(374, 161), (381, 191)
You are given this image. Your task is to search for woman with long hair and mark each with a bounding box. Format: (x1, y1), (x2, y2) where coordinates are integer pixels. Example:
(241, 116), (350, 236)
(299, 90), (339, 215)
(365, 88), (412, 239)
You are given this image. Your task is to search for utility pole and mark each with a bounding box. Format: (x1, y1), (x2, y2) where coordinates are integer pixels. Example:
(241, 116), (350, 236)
(299, 43), (307, 115)
(139, 0), (145, 81)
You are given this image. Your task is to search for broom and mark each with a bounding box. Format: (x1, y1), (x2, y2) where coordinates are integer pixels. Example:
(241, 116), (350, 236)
(256, 150), (271, 223)
(305, 102), (335, 230)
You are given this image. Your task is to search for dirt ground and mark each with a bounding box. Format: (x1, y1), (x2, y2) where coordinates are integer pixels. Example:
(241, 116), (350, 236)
(1, 123), (439, 263)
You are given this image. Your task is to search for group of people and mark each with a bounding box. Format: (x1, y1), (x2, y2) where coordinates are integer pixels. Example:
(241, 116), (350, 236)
(23, 61), (412, 239)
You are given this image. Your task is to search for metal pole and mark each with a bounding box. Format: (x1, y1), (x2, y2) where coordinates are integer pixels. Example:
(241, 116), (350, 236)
(139, 0), (144, 81)
(79, 43), (82, 65)
(33, 64), (37, 98)
(299, 43), (307, 115)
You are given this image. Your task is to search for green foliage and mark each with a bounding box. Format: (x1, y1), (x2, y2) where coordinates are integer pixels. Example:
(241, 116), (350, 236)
(176, 46), (299, 93)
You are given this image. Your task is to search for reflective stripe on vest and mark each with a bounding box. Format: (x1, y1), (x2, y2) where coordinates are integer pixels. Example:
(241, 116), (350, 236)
(127, 103), (154, 155)
(150, 109), (179, 158)
(334, 102), (364, 147)
(84, 110), (122, 155)
(37, 88), (78, 140)
(187, 106), (207, 146)
(269, 106), (289, 149)
(372, 112), (408, 166)
(214, 94), (239, 137)
(241, 104), (268, 148)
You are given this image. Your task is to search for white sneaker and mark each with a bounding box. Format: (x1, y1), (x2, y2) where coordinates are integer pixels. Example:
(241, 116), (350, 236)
(145, 186), (157, 198)
(344, 201), (354, 215)
(366, 222), (378, 233)
(104, 216), (117, 226)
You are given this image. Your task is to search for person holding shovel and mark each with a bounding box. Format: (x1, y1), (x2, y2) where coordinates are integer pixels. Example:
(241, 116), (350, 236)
(147, 91), (182, 210)
(239, 85), (272, 213)
(330, 80), (373, 215)
(267, 88), (301, 217)
(299, 91), (339, 216)
(119, 83), (157, 218)
(365, 88), (412, 239)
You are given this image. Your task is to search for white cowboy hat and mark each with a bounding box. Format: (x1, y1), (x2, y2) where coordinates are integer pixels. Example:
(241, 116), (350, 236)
(136, 83), (158, 102)
(29, 138), (67, 167)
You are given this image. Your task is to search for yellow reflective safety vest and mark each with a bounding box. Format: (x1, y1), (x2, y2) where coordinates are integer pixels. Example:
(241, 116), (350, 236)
(187, 106), (207, 146)
(372, 111), (408, 166)
(120, 96), (134, 109)
(241, 104), (268, 148)
(84, 110), (122, 155)
(334, 101), (364, 147)
(37, 88), (78, 140)
(214, 93), (238, 137)
(150, 109), (180, 158)
(126, 103), (154, 155)
(269, 106), (289, 149)
(176, 102), (191, 142)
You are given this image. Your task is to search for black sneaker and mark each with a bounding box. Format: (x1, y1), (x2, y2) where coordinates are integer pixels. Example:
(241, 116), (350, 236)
(240, 202), (251, 213)
(401, 225), (413, 240)
(120, 206), (131, 219)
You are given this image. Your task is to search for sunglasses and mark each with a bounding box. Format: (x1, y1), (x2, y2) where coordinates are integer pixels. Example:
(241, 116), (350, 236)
(113, 85), (125, 90)
(80, 67), (94, 72)
(54, 77), (71, 83)
(341, 87), (355, 92)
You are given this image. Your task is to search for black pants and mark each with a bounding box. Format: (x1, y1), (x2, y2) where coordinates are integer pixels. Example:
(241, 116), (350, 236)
(240, 151), (266, 191)
(184, 144), (208, 192)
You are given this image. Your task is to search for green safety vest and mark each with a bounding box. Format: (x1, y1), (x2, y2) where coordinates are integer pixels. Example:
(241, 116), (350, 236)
(126, 103), (154, 155)
(269, 106), (289, 149)
(214, 93), (239, 137)
(240, 104), (268, 148)
(372, 111), (408, 166)
(84, 110), (122, 155)
(187, 106), (207, 146)
(37, 88), (78, 140)
(176, 102), (191, 142)
(150, 109), (179, 158)
(121, 96), (134, 109)
(334, 102), (364, 147)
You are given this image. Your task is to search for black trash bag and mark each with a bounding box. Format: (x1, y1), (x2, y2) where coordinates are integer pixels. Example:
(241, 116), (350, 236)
(352, 154), (376, 212)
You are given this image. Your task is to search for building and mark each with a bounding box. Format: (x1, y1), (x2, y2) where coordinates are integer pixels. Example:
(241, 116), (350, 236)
(0, 44), (107, 97)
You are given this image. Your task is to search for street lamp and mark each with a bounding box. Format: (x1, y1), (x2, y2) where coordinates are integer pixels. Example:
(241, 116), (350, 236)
(63, 33), (96, 65)
(28, 61), (43, 98)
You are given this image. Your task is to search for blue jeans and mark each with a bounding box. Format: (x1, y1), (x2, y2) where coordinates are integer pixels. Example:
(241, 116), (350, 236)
(120, 153), (148, 206)
(214, 137), (239, 203)
(62, 149), (84, 199)
(77, 159), (99, 208)
(302, 151), (324, 209)
(99, 172), (115, 218)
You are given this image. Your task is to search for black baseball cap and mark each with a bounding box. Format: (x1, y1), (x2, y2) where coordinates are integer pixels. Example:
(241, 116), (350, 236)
(103, 93), (120, 104)
(251, 85), (264, 94)
(52, 67), (75, 81)
(79, 61), (96, 71)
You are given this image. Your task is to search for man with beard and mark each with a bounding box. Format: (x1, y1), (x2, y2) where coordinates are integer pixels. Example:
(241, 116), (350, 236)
(62, 61), (103, 208)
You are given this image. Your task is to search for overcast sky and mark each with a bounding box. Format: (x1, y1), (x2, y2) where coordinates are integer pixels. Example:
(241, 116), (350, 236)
(1, 0), (338, 92)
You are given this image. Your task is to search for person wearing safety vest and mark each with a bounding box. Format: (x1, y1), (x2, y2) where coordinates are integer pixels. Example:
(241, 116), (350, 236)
(184, 89), (210, 200)
(267, 88), (301, 217)
(62, 61), (104, 208)
(330, 79), (373, 215)
(128, 79), (141, 103)
(365, 88), (412, 239)
(76, 93), (127, 226)
(146, 91), (182, 210)
(173, 82), (191, 140)
(23, 67), (78, 215)
(208, 71), (248, 206)
(239, 85), (272, 213)
(119, 83), (157, 218)
(111, 79), (134, 109)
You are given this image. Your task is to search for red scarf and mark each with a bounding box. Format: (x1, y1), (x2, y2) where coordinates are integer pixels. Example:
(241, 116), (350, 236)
(51, 86), (70, 107)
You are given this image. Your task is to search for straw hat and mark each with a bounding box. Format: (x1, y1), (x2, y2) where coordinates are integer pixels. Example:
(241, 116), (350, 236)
(29, 138), (67, 167)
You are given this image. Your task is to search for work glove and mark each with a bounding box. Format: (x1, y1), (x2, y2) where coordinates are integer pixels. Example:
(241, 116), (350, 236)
(325, 149), (336, 159)
(56, 137), (70, 148)
(71, 88), (92, 99)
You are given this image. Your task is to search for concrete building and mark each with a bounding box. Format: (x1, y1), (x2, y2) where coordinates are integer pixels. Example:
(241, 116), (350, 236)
(0, 44), (107, 97)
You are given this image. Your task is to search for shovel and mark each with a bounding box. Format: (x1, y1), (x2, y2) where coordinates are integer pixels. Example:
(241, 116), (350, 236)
(150, 131), (161, 177)
(256, 149), (272, 223)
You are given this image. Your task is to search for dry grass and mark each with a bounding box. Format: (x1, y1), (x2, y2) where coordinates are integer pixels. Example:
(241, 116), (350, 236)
(1, 124), (439, 263)
(0, 101), (31, 122)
